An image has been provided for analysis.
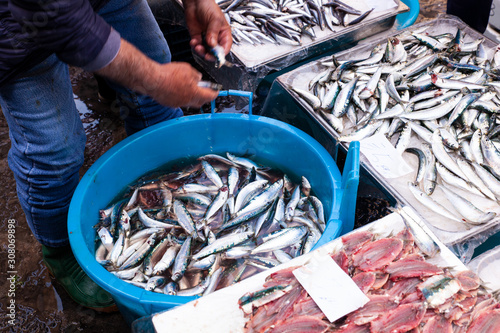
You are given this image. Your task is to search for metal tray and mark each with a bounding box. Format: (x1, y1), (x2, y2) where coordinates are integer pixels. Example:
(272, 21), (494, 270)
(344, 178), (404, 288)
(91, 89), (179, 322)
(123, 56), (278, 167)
(262, 15), (500, 248)
(189, 0), (409, 93)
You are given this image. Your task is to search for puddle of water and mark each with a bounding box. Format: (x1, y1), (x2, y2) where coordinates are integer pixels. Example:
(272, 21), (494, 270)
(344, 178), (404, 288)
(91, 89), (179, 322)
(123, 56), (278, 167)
(74, 93), (99, 130)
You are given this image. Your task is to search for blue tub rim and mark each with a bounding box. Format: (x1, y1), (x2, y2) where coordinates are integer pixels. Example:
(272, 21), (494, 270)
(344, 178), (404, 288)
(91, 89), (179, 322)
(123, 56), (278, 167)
(68, 111), (345, 311)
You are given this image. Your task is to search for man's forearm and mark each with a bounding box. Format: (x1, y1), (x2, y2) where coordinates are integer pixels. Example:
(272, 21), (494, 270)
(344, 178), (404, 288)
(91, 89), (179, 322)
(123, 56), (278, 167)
(94, 37), (218, 108)
(95, 38), (163, 97)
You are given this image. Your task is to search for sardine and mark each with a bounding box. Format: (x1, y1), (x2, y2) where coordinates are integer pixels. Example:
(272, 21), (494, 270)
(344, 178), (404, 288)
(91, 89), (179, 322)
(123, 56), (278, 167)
(137, 207), (177, 229)
(234, 180), (268, 212)
(397, 205), (440, 257)
(438, 185), (496, 225)
(251, 226), (308, 254)
(457, 157), (497, 200)
(201, 160), (224, 188)
(421, 143), (437, 195)
(120, 232), (157, 270)
(436, 162), (483, 197)
(338, 120), (379, 142)
(405, 147), (426, 185)
(417, 274), (461, 307)
(333, 76), (358, 117)
(192, 231), (253, 260)
(407, 182), (465, 224)
(291, 86), (321, 109)
(430, 131), (467, 180)
(481, 134), (500, 177)
(224, 179), (283, 229)
(171, 236), (192, 282)
(173, 200), (199, 239)
(153, 243), (180, 276)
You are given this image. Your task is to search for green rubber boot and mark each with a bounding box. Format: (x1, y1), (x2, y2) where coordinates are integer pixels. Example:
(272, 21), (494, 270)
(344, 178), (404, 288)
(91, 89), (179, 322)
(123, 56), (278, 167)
(42, 245), (117, 312)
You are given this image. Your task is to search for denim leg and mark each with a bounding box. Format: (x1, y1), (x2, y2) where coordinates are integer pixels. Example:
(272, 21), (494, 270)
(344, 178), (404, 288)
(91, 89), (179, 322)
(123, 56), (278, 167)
(98, 0), (183, 135)
(0, 55), (86, 247)
(447, 0), (493, 33)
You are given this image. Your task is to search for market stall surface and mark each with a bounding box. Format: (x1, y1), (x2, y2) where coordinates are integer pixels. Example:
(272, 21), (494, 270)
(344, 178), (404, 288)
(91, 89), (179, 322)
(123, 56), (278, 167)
(0, 1), (445, 331)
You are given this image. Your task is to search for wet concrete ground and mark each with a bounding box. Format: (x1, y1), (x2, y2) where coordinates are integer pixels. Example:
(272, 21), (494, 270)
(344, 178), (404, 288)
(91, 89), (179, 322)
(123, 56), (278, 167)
(0, 1), (447, 331)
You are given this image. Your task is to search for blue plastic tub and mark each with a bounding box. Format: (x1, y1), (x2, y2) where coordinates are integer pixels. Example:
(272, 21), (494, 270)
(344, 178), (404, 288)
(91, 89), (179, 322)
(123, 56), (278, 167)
(396, 0), (420, 30)
(68, 90), (360, 324)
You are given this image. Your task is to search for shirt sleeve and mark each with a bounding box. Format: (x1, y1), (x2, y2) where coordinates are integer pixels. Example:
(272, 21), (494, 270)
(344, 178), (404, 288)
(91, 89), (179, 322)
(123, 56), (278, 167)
(8, 0), (121, 70)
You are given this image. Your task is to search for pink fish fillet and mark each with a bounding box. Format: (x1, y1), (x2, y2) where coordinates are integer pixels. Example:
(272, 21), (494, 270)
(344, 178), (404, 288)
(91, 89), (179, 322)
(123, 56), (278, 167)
(370, 302), (426, 333)
(264, 266), (299, 288)
(272, 287), (308, 326)
(371, 273), (389, 290)
(387, 277), (422, 298)
(394, 228), (415, 261)
(352, 272), (376, 294)
(245, 305), (275, 333)
(454, 270), (481, 291)
(454, 311), (472, 329)
(421, 315), (453, 333)
(470, 297), (498, 322)
(401, 290), (423, 304)
(292, 296), (325, 319)
(331, 249), (349, 274)
(334, 322), (371, 333)
(347, 295), (399, 326)
(269, 316), (330, 333)
(352, 238), (404, 271)
(341, 230), (374, 256)
(445, 304), (464, 322)
(467, 309), (500, 333)
(457, 295), (477, 312)
(385, 259), (443, 280)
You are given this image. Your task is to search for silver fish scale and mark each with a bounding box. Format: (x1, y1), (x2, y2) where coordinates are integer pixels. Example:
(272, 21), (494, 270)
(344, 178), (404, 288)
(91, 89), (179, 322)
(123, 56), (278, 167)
(94, 153), (324, 296)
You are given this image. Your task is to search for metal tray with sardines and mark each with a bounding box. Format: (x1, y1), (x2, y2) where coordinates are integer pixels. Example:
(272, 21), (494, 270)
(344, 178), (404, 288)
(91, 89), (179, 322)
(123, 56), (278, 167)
(278, 15), (500, 249)
(186, 0), (409, 92)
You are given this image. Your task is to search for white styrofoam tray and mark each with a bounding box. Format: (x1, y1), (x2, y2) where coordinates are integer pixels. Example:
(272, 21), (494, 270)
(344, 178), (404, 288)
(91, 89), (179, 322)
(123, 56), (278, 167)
(145, 212), (466, 332)
(468, 244), (500, 292)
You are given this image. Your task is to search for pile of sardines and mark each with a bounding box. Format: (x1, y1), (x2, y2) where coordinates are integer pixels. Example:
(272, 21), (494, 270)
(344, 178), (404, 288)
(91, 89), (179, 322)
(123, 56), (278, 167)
(218, 0), (375, 46)
(94, 153), (326, 296)
(292, 26), (500, 230)
(239, 208), (499, 332)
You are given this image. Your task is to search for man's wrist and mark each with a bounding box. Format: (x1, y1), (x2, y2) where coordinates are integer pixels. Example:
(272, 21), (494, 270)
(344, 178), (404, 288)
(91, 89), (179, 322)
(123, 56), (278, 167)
(95, 39), (163, 98)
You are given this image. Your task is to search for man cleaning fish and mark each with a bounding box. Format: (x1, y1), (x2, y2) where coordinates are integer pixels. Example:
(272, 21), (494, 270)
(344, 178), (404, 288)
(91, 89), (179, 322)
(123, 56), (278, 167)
(0, 0), (231, 312)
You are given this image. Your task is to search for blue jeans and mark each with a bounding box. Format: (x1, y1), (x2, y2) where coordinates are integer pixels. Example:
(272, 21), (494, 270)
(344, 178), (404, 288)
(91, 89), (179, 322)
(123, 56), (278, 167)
(447, 0), (493, 33)
(0, 0), (182, 247)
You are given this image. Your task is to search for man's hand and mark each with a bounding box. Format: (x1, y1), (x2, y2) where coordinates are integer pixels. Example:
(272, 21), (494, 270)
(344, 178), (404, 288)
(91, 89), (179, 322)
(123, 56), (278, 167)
(96, 39), (218, 108)
(152, 62), (219, 107)
(183, 0), (232, 61)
